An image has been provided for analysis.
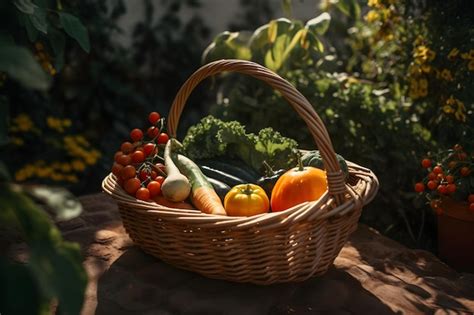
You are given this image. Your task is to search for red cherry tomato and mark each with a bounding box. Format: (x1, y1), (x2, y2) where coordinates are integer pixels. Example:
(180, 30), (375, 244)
(121, 142), (133, 154)
(147, 181), (161, 197)
(427, 180), (437, 190)
(139, 170), (150, 181)
(124, 178), (141, 195)
(112, 162), (123, 176)
(446, 183), (456, 194)
(421, 159), (431, 168)
(114, 151), (123, 162)
(155, 176), (165, 185)
(143, 143), (156, 156)
(131, 150), (145, 163)
(157, 133), (169, 145)
(117, 154), (132, 166)
(120, 165), (136, 180)
(437, 185), (447, 195)
(147, 126), (159, 139)
(470, 203), (474, 213)
(414, 182), (425, 193)
(433, 166), (443, 175)
(149, 112), (161, 125)
(460, 167), (470, 177)
(468, 194), (474, 204)
(427, 172), (436, 180)
(136, 187), (150, 201)
(130, 128), (143, 142)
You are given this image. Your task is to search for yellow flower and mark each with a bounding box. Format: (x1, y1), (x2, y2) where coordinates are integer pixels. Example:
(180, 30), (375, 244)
(409, 64), (422, 75)
(13, 114), (34, 132)
(447, 48), (459, 60)
(365, 10), (380, 23)
(461, 52), (470, 60)
(15, 170), (27, 182)
(71, 159), (86, 171)
(51, 173), (65, 182)
(443, 105), (454, 114)
(47, 116), (67, 133)
(11, 137), (24, 146)
(368, 0), (381, 7)
(36, 167), (53, 178)
(414, 45), (436, 64)
(421, 64), (431, 73)
(469, 49), (474, 59)
(60, 163), (72, 173)
(63, 119), (72, 127)
(440, 69), (453, 81)
(66, 174), (79, 183)
(419, 78), (428, 89)
(446, 96), (456, 106)
(468, 59), (474, 71)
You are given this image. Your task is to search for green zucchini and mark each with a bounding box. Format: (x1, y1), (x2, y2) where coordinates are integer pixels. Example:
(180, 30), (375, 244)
(206, 177), (231, 202)
(196, 159), (260, 183)
(199, 165), (246, 187)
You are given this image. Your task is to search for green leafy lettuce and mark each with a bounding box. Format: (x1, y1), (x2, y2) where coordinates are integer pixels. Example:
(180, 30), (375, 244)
(182, 116), (298, 172)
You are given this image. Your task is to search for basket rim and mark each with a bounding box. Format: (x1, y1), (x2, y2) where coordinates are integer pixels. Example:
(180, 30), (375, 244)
(102, 159), (378, 230)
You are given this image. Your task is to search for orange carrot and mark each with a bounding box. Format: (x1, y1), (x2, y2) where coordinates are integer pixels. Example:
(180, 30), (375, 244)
(173, 151), (227, 215)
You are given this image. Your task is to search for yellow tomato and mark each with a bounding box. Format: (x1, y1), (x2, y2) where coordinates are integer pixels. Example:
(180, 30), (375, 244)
(224, 184), (270, 216)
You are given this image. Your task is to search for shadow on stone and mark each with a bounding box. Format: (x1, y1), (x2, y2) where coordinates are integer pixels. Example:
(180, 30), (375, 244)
(348, 225), (474, 313)
(96, 247), (397, 315)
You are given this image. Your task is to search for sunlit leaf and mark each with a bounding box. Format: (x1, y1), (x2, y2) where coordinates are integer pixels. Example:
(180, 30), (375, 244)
(0, 45), (51, 90)
(25, 186), (83, 221)
(268, 20), (277, 43)
(29, 6), (48, 34)
(14, 0), (36, 14)
(305, 12), (331, 35)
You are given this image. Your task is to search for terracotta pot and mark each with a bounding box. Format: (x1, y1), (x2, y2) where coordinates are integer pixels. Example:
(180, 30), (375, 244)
(437, 197), (474, 273)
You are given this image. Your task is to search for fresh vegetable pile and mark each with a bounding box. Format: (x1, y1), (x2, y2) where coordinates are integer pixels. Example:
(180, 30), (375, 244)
(110, 113), (349, 216)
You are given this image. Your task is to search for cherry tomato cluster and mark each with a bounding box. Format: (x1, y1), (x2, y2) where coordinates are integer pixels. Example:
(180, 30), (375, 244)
(414, 144), (474, 214)
(111, 112), (170, 201)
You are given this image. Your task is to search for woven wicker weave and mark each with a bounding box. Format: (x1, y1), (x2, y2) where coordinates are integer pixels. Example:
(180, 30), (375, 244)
(102, 59), (379, 285)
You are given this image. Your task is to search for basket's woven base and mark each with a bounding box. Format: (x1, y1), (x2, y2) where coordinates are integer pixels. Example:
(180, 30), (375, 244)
(118, 203), (361, 284)
(103, 160), (378, 285)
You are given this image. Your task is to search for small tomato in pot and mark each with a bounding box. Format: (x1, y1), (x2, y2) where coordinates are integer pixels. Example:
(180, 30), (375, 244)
(224, 184), (270, 216)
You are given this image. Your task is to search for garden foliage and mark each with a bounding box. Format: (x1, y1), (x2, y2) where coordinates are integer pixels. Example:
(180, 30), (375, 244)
(202, 0), (473, 248)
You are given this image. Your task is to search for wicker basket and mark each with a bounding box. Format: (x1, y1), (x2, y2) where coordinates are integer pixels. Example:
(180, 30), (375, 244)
(102, 59), (379, 285)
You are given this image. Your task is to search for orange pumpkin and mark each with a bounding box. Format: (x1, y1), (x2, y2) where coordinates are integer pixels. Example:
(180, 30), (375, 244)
(270, 166), (327, 212)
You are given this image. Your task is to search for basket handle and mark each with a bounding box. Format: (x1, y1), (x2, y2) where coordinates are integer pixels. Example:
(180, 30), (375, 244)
(168, 59), (346, 204)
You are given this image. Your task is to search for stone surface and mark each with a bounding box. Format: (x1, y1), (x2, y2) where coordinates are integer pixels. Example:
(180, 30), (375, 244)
(61, 193), (474, 315)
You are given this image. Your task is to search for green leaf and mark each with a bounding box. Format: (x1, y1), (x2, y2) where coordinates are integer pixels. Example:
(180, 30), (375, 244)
(335, 0), (361, 19)
(24, 186), (83, 221)
(14, 0), (36, 14)
(0, 185), (87, 315)
(0, 45), (51, 90)
(59, 12), (90, 53)
(24, 14), (40, 41)
(29, 7), (48, 34)
(48, 28), (66, 56)
(305, 12), (331, 35)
